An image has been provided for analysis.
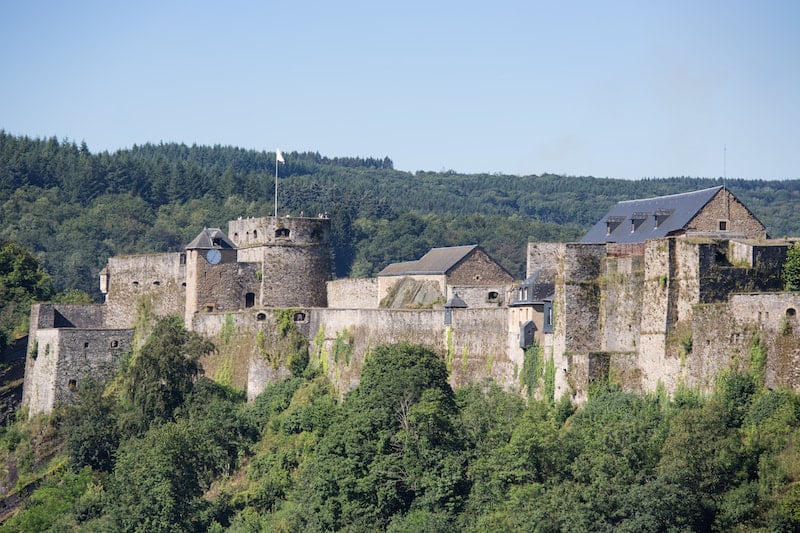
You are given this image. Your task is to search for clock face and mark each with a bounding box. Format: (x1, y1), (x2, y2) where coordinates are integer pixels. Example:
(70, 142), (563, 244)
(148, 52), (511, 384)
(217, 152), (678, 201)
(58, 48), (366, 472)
(205, 248), (222, 265)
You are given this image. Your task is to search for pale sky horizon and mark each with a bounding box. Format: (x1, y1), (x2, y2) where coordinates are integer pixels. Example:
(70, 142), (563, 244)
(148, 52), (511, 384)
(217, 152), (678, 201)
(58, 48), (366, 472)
(1, 1), (798, 180)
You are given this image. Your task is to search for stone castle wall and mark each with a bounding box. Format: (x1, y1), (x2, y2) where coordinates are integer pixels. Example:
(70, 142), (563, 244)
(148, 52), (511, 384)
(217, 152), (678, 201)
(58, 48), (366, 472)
(22, 327), (133, 414)
(33, 304), (106, 329)
(599, 254), (644, 353)
(526, 242), (562, 282)
(105, 253), (186, 329)
(305, 307), (516, 397)
(260, 245), (330, 307)
(447, 285), (509, 308)
(192, 259), (261, 314)
(327, 278), (379, 309)
(229, 216), (331, 248)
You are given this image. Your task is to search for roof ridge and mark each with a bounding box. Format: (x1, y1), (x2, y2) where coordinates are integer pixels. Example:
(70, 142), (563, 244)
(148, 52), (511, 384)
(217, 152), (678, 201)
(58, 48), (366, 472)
(617, 185), (722, 204)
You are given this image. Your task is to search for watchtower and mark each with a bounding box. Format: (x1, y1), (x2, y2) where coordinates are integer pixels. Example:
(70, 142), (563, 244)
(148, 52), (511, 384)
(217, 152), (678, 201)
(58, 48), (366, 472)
(228, 216), (332, 308)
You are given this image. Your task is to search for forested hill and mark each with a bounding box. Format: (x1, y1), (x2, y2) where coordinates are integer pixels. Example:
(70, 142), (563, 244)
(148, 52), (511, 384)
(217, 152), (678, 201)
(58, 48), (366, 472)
(1, 130), (799, 297)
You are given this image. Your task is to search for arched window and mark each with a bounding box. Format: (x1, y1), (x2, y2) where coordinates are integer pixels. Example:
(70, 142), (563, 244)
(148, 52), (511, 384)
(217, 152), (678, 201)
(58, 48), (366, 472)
(256, 312), (267, 321)
(245, 292), (256, 308)
(787, 308), (797, 317)
(275, 228), (290, 238)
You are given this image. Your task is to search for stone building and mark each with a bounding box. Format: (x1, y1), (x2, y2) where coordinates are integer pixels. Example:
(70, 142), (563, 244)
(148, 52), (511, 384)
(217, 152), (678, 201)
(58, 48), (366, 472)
(377, 245), (514, 308)
(20, 188), (800, 416)
(581, 185), (767, 243)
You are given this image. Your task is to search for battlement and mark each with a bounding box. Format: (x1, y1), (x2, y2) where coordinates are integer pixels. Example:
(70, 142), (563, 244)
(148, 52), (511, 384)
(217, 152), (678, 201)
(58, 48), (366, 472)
(228, 216), (331, 248)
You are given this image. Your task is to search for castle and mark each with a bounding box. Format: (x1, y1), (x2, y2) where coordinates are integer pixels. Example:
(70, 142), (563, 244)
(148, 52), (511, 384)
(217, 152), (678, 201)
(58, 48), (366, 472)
(22, 186), (800, 415)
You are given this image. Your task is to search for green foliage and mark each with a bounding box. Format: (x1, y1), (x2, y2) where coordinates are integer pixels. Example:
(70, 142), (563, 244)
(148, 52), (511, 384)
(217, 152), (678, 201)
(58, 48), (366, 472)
(63, 379), (119, 472)
(782, 242), (800, 291)
(256, 310), (308, 377)
(121, 315), (214, 434)
(51, 288), (94, 304)
(0, 466), (95, 533)
(7, 320), (800, 533)
(749, 332), (768, 386)
(0, 240), (53, 347)
(543, 354), (556, 405)
(220, 312), (236, 344)
(291, 343), (461, 531)
(9, 131), (800, 292)
(275, 308), (295, 337)
(520, 342), (542, 399)
(331, 328), (353, 365)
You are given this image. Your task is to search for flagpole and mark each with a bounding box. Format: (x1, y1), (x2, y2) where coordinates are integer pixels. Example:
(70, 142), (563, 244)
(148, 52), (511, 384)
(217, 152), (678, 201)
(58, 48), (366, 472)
(274, 149), (278, 218)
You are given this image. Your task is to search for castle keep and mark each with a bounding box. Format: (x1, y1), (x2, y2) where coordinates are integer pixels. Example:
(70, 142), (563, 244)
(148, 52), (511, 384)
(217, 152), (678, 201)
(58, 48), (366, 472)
(22, 187), (800, 415)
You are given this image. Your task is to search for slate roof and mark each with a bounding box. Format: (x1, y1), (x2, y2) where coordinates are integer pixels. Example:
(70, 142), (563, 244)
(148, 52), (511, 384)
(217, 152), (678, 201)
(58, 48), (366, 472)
(378, 245), (481, 276)
(186, 228), (237, 250)
(581, 186), (724, 244)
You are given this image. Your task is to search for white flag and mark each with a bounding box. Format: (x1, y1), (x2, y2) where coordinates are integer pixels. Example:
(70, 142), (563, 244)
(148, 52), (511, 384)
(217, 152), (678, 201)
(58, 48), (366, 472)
(276, 149), (284, 163)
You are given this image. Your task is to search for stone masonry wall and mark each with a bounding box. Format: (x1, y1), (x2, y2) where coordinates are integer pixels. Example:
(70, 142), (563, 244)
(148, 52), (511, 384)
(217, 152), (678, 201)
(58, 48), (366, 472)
(448, 249), (514, 285)
(192, 311), (291, 399)
(326, 278), (379, 309)
(729, 293), (800, 332)
(105, 253), (186, 329)
(599, 254), (643, 353)
(552, 243), (606, 402)
(23, 328), (133, 414)
(447, 285), (509, 308)
(638, 239), (672, 391)
(193, 261), (261, 313)
(305, 307), (514, 398)
(261, 245), (330, 307)
(228, 216), (331, 248)
(526, 242), (562, 281)
(33, 304), (105, 329)
(687, 188), (767, 239)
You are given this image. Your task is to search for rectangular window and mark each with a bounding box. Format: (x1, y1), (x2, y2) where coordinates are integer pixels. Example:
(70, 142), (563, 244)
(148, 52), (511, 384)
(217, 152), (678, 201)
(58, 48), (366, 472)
(719, 220), (728, 231)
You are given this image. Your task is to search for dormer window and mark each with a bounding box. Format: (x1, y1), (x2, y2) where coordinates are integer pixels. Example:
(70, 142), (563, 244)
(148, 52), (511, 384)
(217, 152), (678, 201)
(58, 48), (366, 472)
(654, 208), (674, 229)
(631, 212), (648, 232)
(606, 216), (625, 235)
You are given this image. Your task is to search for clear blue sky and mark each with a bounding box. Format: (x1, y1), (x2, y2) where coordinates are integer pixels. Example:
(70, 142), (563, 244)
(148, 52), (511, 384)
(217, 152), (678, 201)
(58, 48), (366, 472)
(1, 0), (798, 180)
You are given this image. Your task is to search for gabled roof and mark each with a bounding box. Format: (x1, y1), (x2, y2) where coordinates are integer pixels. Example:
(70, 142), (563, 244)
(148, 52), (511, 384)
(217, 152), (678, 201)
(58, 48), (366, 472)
(378, 245), (481, 277)
(186, 228), (237, 250)
(581, 186), (724, 244)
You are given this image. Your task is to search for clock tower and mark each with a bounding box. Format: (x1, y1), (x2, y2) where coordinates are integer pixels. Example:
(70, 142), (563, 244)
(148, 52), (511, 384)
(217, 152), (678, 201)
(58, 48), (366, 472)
(184, 228), (240, 328)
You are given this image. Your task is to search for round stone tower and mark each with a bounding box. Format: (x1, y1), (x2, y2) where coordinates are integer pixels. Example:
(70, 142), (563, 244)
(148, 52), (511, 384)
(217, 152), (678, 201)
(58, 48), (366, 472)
(228, 216), (332, 308)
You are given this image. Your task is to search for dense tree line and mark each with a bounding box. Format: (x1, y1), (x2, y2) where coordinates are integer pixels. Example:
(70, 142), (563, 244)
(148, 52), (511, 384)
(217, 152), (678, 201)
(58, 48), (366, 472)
(1, 130), (799, 295)
(0, 327), (798, 531)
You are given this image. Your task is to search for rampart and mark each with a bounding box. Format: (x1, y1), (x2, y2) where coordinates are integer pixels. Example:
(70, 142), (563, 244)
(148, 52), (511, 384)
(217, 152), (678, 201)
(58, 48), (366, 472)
(23, 327), (133, 414)
(447, 285), (509, 308)
(104, 253), (186, 328)
(327, 278), (379, 309)
(193, 306), (518, 401)
(306, 307), (515, 395)
(229, 216), (330, 248)
(31, 304), (105, 329)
